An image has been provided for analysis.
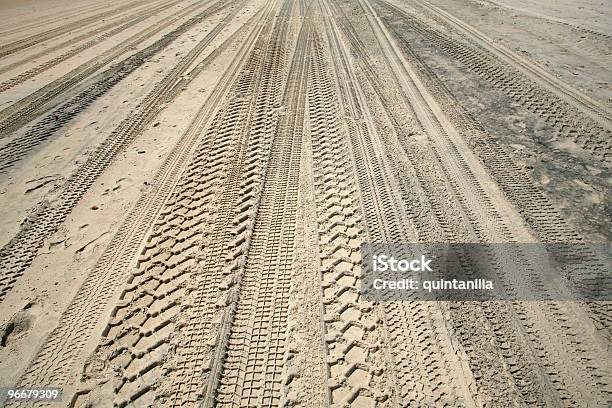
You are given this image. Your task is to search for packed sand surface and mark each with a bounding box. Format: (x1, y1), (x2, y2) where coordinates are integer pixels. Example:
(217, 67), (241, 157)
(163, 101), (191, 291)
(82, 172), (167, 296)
(0, 0), (610, 406)
(484, 0), (612, 35)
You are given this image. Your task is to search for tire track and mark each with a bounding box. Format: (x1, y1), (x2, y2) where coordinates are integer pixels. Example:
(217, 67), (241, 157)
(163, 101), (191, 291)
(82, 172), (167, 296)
(69, 3), (281, 406)
(342, 0), (611, 404)
(320, 1), (477, 405)
(367, 0), (609, 403)
(281, 81), (328, 407)
(0, 0), (226, 173)
(0, 0), (185, 92)
(212, 12), (310, 408)
(14, 9), (258, 400)
(168, 2), (294, 405)
(3, 0), (609, 406)
(415, 0), (612, 128)
(0, 2), (110, 39)
(387, 22), (612, 338)
(0, 0), (238, 303)
(375, 0), (611, 163)
(0, 0), (215, 139)
(0, 0), (154, 59)
(480, 0), (612, 44)
(303, 19), (404, 406)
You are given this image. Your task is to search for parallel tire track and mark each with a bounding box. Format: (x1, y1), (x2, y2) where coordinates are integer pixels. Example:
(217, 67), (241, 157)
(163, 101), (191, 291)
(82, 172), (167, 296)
(306, 25), (399, 407)
(0, 0), (226, 173)
(15, 8), (256, 397)
(3, 0), (610, 406)
(319, 2), (474, 405)
(69, 3), (280, 406)
(416, 0), (612, 128)
(172, 2), (293, 405)
(0, 0), (186, 92)
(0, 0), (154, 59)
(0, 0), (237, 303)
(375, 0), (612, 163)
(334, 0), (611, 405)
(385, 12), (612, 338)
(213, 14), (310, 408)
(0, 0), (214, 138)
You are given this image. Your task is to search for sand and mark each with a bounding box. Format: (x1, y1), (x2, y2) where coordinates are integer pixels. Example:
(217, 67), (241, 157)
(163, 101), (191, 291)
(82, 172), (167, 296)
(0, 0), (610, 406)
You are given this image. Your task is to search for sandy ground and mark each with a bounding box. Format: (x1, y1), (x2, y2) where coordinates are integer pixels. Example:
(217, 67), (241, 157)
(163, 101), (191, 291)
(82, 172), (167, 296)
(0, 0), (610, 407)
(485, 0), (612, 35)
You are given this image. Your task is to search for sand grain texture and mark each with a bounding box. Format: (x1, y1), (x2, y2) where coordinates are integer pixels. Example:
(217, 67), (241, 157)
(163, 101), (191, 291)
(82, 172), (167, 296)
(0, 0), (610, 407)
